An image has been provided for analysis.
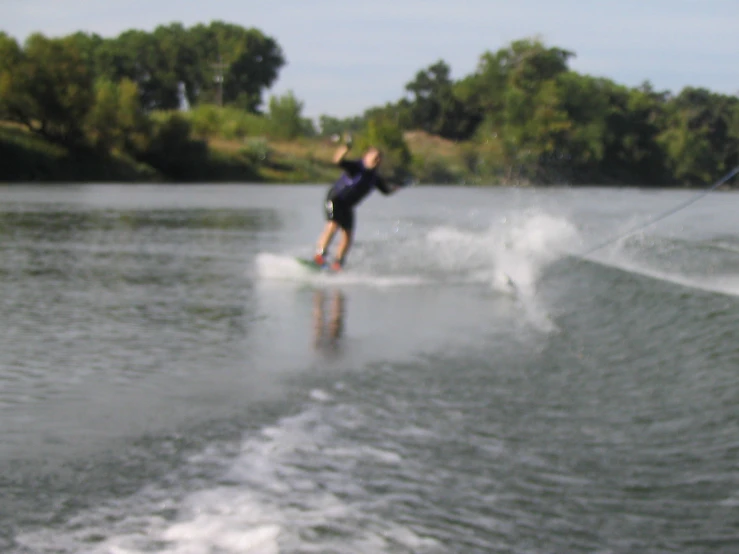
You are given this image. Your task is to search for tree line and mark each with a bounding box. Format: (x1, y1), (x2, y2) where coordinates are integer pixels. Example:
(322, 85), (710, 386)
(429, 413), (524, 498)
(0, 21), (306, 179)
(1, 22), (737, 185)
(327, 39), (739, 185)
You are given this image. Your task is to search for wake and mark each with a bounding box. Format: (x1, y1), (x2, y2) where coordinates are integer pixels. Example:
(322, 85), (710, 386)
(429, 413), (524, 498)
(254, 210), (577, 294)
(580, 253), (739, 298)
(253, 210), (581, 334)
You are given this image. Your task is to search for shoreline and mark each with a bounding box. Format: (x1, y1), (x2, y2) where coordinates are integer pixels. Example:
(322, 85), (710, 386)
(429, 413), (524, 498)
(2, 124), (736, 189)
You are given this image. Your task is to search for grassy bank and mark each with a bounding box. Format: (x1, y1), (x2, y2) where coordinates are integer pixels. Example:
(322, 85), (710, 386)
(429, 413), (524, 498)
(0, 124), (159, 182)
(0, 121), (482, 185)
(208, 136), (340, 184)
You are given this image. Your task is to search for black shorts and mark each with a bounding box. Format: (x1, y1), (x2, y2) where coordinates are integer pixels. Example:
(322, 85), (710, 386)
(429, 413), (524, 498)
(324, 198), (354, 232)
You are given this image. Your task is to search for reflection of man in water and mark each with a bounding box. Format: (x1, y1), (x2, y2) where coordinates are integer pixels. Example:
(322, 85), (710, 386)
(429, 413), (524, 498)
(313, 289), (345, 356)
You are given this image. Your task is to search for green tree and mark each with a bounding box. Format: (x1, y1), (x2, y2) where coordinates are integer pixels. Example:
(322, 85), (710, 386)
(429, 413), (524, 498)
(86, 79), (120, 149)
(117, 78), (150, 151)
(152, 23), (200, 108)
(555, 73), (614, 175)
(68, 31), (104, 74)
(729, 102), (739, 175)
(356, 117), (411, 181)
(95, 29), (182, 110)
(498, 41), (574, 181)
(460, 39), (572, 124)
(318, 114), (366, 137)
(0, 33), (24, 120)
(455, 53), (506, 121)
(502, 79), (572, 177)
(3, 33), (93, 144)
(268, 90), (313, 139)
(86, 78), (149, 152)
(188, 21), (285, 111)
(659, 87), (739, 185)
(599, 82), (668, 184)
(363, 100), (413, 131)
(404, 60), (476, 139)
(139, 114), (208, 180)
(455, 39), (576, 181)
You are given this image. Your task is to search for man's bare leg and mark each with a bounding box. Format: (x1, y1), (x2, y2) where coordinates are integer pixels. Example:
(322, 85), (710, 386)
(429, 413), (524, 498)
(334, 228), (353, 266)
(316, 221), (339, 260)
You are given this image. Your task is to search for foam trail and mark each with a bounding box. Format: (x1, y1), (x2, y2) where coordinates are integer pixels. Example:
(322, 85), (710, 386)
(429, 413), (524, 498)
(497, 211), (578, 288)
(254, 252), (311, 281)
(424, 210), (578, 292)
(14, 402), (439, 554)
(254, 210), (578, 301)
(253, 252), (426, 288)
(160, 490), (281, 554)
(712, 241), (739, 255)
(497, 212), (578, 332)
(422, 211), (578, 332)
(586, 254), (739, 298)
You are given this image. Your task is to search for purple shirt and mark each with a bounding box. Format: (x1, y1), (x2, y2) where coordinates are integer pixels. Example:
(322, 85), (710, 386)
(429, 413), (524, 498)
(328, 159), (393, 207)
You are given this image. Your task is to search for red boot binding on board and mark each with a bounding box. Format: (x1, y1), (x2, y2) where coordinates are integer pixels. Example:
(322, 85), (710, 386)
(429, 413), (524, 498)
(313, 252), (327, 267)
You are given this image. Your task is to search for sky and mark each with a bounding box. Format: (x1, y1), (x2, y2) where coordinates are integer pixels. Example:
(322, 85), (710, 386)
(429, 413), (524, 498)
(2, 0), (738, 119)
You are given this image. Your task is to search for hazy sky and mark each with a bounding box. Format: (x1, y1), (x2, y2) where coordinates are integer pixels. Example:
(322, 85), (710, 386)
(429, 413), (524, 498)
(2, 0), (737, 118)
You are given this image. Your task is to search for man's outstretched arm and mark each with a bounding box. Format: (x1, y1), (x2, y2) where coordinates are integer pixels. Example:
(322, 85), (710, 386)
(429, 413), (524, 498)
(333, 144), (351, 165)
(376, 176), (401, 195)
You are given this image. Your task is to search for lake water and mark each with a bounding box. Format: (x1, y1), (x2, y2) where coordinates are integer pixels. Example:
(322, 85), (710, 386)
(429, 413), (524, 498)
(1, 184), (739, 553)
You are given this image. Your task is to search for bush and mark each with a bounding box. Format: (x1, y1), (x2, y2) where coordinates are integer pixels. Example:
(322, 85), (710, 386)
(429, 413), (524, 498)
(139, 114), (209, 180)
(186, 104), (271, 139)
(86, 78), (149, 152)
(355, 117), (412, 182)
(411, 155), (463, 184)
(239, 137), (271, 165)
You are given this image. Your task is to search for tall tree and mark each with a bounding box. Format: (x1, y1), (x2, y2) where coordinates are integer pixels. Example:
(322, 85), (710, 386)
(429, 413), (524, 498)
(2, 33), (93, 144)
(405, 60), (476, 139)
(555, 72), (611, 175)
(68, 31), (104, 74)
(496, 40), (574, 180)
(86, 78), (148, 152)
(152, 23), (200, 108)
(95, 29), (181, 110)
(268, 90), (314, 139)
(659, 87), (739, 184)
(600, 82), (668, 184)
(188, 21), (285, 111)
(318, 114), (366, 137)
(357, 116), (411, 181)
(0, 33), (24, 120)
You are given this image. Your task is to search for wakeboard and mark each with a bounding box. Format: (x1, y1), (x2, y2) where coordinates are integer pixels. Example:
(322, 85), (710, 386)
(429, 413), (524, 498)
(296, 257), (335, 272)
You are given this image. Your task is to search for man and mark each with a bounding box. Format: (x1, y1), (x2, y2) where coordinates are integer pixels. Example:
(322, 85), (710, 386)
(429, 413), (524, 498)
(313, 138), (401, 271)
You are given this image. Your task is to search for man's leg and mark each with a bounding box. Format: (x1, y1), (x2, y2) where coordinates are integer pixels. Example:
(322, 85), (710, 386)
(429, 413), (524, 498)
(315, 221), (339, 263)
(334, 227), (353, 266)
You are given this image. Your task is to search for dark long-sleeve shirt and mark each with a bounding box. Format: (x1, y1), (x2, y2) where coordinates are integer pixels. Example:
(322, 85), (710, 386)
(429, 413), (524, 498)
(327, 159), (393, 208)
